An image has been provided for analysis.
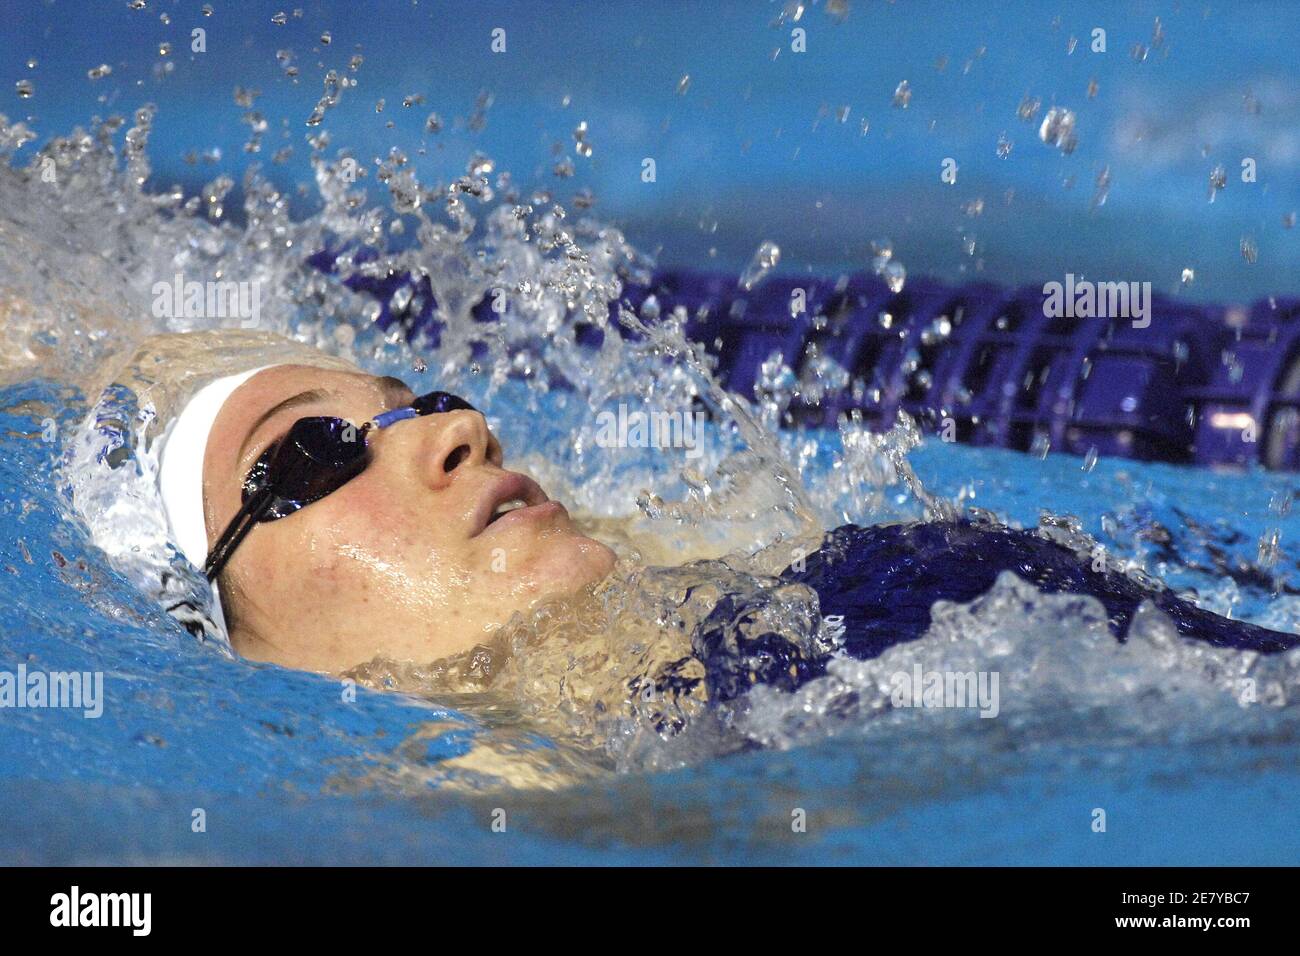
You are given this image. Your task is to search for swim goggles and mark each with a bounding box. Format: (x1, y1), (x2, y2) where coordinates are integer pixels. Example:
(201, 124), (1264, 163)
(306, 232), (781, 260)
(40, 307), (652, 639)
(204, 390), (477, 580)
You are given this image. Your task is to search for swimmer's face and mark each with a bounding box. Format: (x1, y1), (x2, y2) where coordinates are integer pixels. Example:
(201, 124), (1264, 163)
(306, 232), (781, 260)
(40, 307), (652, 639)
(202, 364), (616, 672)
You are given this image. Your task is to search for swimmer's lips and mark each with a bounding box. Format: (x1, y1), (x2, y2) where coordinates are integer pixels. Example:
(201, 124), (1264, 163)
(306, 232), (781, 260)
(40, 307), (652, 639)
(473, 472), (563, 537)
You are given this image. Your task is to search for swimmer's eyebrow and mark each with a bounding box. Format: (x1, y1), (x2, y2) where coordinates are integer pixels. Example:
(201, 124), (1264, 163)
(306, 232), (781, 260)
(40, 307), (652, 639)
(376, 375), (415, 406)
(238, 388), (335, 460)
(237, 378), (414, 461)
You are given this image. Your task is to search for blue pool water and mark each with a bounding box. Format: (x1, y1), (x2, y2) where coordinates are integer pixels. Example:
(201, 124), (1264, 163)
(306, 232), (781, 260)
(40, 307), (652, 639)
(4, 375), (1299, 865)
(4, 0), (1300, 866)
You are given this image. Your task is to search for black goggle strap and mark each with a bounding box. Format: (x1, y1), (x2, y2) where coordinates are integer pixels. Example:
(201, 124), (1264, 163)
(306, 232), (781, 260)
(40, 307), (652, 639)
(203, 483), (277, 582)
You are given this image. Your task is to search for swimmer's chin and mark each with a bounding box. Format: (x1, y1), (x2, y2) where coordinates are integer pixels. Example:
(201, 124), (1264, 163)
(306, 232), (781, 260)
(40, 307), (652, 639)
(579, 538), (618, 574)
(511, 538), (616, 605)
(562, 533), (618, 584)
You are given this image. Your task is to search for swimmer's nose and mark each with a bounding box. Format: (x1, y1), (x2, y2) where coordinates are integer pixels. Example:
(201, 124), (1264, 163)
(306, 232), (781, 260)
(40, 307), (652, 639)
(416, 409), (497, 489)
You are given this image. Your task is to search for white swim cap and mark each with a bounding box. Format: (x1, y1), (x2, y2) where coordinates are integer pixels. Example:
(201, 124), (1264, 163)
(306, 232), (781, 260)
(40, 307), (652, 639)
(157, 366), (271, 633)
(68, 330), (361, 651)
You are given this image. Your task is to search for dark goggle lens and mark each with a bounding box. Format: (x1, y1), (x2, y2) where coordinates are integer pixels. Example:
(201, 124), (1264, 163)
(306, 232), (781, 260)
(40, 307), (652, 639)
(239, 392), (474, 521)
(243, 417), (368, 519)
(412, 391), (477, 415)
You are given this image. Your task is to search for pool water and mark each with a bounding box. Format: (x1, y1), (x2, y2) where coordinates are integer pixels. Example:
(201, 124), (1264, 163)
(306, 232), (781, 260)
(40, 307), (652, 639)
(4, 372), (1299, 864)
(4, 0), (1300, 864)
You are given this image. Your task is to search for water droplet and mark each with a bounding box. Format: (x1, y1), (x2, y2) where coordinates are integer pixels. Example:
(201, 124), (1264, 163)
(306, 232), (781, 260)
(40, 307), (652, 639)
(768, 0), (805, 27)
(1038, 106), (1077, 154)
(572, 120), (593, 157)
(676, 74), (691, 95)
(1258, 530), (1281, 569)
(271, 10), (287, 25)
(303, 69), (343, 128)
(869, 239), (905, 292)
(158, 42), (171, 57)
(1241, 237), (1258, 264)
(87, 64), (112, 80)
(14, 79), (33, 98)
(1208, 164), (1226, 202)
(275, 49), (297, 77)
(1181, 268), (1195, 285)
(424, 112), (442, 134)
(1082, 446), (1099, 472)
(202, 3), (214, 15)
(1092, 165), (1110, 208)
(739, 241), (780, 290)
(1016, 95), (1041, 123)
(412, 357), (427, 374)
(892, 80), (911, 109)
(468, 88), (493, 132)
(390, 285), (413, 315)
(881, 260), (906, 293)
(996, 132), (1012, 159)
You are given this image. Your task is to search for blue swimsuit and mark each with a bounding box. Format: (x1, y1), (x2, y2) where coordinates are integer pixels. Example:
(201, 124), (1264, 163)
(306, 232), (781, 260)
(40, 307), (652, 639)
(694, 521), (1300, 704)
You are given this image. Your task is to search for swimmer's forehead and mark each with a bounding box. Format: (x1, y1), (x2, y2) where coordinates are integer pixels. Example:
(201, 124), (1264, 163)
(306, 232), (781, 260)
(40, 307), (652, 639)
(242, 364), (412, 413)
(212, 365), (414, 466)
